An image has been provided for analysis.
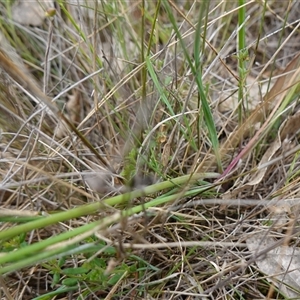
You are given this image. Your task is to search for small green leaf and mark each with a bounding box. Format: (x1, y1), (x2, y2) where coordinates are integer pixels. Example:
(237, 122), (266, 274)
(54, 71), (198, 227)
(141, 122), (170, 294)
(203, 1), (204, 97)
(108, 272), (125, 285)
(62, 267), (89, 275)
(62, 278), (78, 286)
(51, 273), (60, 288)
(58, 257), (66, 268)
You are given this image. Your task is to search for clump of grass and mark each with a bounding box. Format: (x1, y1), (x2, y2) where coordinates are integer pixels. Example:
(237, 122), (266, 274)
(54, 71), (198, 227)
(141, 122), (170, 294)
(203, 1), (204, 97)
(1, 1), (300, 299)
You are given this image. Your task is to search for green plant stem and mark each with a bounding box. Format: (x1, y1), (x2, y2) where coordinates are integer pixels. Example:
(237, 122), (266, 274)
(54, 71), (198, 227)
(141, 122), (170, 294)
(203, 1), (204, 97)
(0, 179), (215, 274)
(0, 172), (219, 243)
(162, 0), (222, 172)
(238, 0), (247, 124)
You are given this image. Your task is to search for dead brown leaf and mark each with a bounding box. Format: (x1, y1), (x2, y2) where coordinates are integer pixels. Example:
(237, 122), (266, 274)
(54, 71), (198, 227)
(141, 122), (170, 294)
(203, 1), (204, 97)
(162, 142), (171, 167)
(12, 0), (54, 26)
(220, 51), (300, 156)
(66, 91), (83, 125)
(218, 74), (271, 113)
(280, 110), (300, 140)
(224, 109), (300, 195)
(247, 233), (300, 298)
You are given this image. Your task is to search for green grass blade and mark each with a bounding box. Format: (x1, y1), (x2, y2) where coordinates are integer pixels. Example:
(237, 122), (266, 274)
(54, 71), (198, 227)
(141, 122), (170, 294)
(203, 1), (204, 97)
(161, 0), (222, 171)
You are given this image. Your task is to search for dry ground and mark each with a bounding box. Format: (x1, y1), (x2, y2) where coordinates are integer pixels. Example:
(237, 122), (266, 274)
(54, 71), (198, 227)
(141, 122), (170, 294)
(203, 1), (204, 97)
(1, 1), (300, 299)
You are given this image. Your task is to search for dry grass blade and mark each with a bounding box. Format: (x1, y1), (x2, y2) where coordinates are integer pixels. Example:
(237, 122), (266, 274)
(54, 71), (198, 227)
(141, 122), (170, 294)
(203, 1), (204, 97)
(0, 33), (112, 170)
(0, 50), (57, 113)
(2, 1), (300, 299)
(220, 51), (300, 177)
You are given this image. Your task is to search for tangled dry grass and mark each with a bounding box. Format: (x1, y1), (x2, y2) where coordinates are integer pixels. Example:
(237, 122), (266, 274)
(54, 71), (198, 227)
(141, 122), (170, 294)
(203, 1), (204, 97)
(1, 1), (300, 299)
